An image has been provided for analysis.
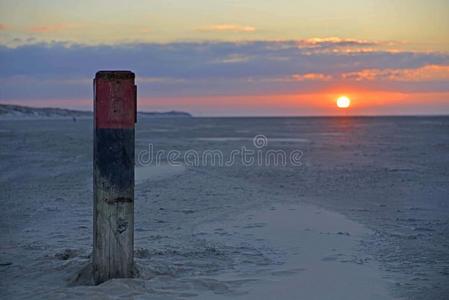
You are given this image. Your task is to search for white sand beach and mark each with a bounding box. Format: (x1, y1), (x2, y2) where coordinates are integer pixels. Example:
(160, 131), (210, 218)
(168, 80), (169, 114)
(1, 117), (448, 299)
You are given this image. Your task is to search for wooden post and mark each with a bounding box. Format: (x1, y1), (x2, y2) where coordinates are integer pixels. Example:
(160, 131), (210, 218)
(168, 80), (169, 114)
(93, 71), (137, 284)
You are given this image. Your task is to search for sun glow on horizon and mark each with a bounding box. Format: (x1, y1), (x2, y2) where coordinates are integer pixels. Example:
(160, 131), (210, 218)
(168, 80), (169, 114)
(337, 96), (351, 109)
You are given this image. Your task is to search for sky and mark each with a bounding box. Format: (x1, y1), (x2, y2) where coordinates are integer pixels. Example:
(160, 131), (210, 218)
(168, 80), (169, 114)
(1, 0), (449, 116)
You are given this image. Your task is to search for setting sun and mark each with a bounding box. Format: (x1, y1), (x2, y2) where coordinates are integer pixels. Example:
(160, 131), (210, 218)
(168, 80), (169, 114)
(337, 96), (351, 109)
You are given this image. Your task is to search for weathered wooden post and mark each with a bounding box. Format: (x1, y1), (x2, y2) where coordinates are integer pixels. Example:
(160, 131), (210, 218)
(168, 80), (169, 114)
(93, 71), (137, 284)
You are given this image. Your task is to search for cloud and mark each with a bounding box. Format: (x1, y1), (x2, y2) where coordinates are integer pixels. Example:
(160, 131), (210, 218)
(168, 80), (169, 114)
(198, 24), (256, 33)
(297, 37), (402, 54)
(0, 24), (8, 31)
(0, 39), (448, 102)
(342, 65), (449, 81)
(213, 54), (250, 64)
(287, 64), (449, 82)
(299, 37), (376, 47)
(29, 23), (77, 33)
(137, 76), (186, 84)
(291, 73), (332, 81)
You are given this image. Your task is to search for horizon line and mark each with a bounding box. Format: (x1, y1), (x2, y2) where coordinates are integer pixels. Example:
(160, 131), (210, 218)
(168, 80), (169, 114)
(1, 102), (449, 119)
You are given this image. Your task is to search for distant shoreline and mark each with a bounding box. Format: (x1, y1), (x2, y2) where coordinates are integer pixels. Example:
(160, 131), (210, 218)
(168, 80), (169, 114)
(1, 103), (448, 120)
(0, 103), (192, 120)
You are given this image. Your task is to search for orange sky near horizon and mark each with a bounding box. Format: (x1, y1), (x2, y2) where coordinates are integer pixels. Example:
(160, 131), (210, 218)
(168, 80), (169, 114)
(141, 92), (449, 116)
(7, 90), (448, 116)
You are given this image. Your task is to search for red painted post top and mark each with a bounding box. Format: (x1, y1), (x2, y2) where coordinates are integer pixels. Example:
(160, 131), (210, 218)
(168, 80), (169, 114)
(94, 71), (136, 129)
